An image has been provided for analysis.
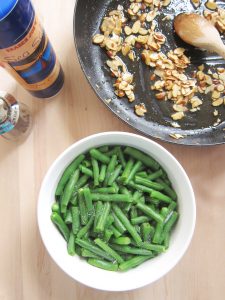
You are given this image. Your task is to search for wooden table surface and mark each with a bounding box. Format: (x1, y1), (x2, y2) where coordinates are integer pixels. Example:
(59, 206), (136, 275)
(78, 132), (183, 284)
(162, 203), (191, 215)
(0, 0), (225, 299)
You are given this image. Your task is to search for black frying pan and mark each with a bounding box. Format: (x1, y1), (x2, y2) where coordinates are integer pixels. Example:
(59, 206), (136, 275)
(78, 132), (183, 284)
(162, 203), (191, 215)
(74, 0), (225, 145)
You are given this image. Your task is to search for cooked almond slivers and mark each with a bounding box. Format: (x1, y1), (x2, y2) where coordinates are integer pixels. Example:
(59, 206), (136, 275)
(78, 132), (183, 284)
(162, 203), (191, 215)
(171, 111), (185, 120)
(135, 103), (147, 116)
(92, 34), (105, 44)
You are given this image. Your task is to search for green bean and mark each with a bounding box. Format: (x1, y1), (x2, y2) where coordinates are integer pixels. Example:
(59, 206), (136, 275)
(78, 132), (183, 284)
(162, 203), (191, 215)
(78, 189), (88, 225)
(125, 161), (143, 184)
(108, 164), (122, 186)
(88, 258), (118, 271)
(79, 165), (93, 177)
(121, 158), (134, 182)
(163, 232), (169, 249)
(71, 206), (80, 235)
(117, 146), (126, 167)
(105, 215), (114, 229)
(130, 206), (138, 219)
(75, 238), (113, 261)
(111, 237), (131, 245)
(81, 248), (101, 259)
(119, 186), (132, 195)
(110, 225), (122, 238)
(67, 232), (76, 256)
(112, 182), (119, 193)
(149, 198), (160, 206)
(132, 190), (143, 203)
(131, 216), (150, 225)
(98, 146), (109, 153)
(134, 176), (164, 191)
(136, 171), (148, 178)
(99, 164), (107, 183)
(152, 221), (164, 244)
(112, 204), (142, 245)
(64, 210), (73, 224)
(104, 154), (117, 186)
(105, 147), (118, 156)
(51, 212), (70, 242)
(91, 193), (132, 203)
(94, 238), (124, 263)
(91, 158), (99, 187)
(167, 201), (177, 215)
(136, 202), (164, 223)
(150, 190), (172, 203)
(141, 242), (165, 253)
(60, 169), (80, 213)
(127, 181), (153, 194)
(92, 186), (117, 194)
(140, 223), (154, 242)
(83, 187), (94, 215)
(124, 147), (160, 171)
(90, 148), (110, 164)
(110, 244), (153, 256)
(77, 215), (95, 239)
(161, 207), (169, 218)
(161, 211), (178, 240)
(103, 229), (114, 242)
(70, 194), (78, 206)
(148, 169), (163, 181)
(83, 160), (92, 168)
(137, 196), (145, 204)
(119, 255), (153, 271)
(55, 154), (85, 196)
(75, 174), (90, 191)
(120, 187), (132, 212)
(156, 178), (177, 200)
(93, 201), (103, 233)
(51, 202), (60, 213)
(111, 211), (126, 234)
(95, 202), (111, 233)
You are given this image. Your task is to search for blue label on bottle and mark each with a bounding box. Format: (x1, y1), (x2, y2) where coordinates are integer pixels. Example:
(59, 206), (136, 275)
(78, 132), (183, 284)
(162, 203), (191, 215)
(0, 120), (14, 134)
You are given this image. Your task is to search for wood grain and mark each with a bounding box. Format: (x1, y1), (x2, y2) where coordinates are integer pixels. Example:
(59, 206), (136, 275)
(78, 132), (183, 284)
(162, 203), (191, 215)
(0, 1), (225, 299)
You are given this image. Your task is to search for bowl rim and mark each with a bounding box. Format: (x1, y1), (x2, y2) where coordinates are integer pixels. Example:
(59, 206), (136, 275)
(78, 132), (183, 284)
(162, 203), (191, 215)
(37, 131), (196, 291)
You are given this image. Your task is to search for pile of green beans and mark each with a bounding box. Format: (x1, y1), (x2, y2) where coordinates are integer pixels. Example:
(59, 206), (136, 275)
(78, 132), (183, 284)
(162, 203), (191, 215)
(51, 145), (179, 272)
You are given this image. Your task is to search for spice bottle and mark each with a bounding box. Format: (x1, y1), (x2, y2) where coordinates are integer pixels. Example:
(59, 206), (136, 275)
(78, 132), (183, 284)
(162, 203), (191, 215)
(0, 0), (64, 98)
(0, 91), (31, 141)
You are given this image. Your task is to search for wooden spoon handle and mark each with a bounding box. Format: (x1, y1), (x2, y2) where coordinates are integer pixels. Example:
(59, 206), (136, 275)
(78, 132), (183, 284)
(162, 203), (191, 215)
(213, 44), (225, 60)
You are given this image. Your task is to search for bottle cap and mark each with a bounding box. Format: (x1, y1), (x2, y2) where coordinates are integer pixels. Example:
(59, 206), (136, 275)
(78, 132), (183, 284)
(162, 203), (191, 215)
(0, 98), (8, 123)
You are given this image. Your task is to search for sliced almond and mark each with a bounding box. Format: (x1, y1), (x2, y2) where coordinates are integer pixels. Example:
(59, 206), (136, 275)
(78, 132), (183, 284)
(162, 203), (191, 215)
(124, 26), (132, 36)
(132, 20), (141, 34)
(216, 84), (224, 92)
(170, 133), (184, 139)
(122, 43), (131, 56)
(171, 111), (184, 120)
(139, 28), (148, 35)
(155, 92), (166, 100)
(173, 104), (187, 112)
(212, 90), (221, 99)
(212, 98), (223, 106)
(135, 103), (147, 116)
(128, 50), (135, 61)
(92, 34), (105, 44)
(146, 11), (157, 22)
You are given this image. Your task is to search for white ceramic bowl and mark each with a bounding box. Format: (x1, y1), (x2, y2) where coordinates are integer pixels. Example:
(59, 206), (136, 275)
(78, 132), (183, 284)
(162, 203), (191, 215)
(38, 132), (196, 291)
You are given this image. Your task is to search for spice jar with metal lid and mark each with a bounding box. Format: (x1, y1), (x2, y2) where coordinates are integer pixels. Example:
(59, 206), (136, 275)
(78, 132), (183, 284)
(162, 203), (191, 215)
(0, 91), (32, 141)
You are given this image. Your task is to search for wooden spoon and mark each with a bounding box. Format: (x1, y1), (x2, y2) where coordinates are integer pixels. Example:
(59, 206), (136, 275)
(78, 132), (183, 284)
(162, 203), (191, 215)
(174, 13), (225, 59)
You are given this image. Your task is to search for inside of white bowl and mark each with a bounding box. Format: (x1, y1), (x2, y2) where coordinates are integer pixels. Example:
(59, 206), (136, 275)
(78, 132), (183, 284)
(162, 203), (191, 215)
(38, 132), (196, 291)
